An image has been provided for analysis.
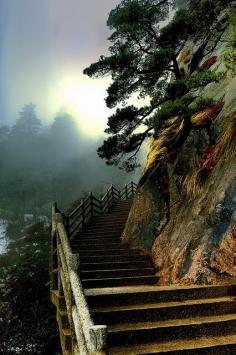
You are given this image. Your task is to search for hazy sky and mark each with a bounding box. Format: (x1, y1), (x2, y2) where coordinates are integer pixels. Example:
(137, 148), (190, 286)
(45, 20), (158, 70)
(0, 0), (121, 136)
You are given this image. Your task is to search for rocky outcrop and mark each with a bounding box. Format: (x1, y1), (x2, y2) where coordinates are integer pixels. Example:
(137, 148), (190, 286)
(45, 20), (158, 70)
(122, 21), (236, 285)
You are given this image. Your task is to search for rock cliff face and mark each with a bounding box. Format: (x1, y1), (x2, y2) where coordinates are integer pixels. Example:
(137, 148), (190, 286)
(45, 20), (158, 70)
(122, 19), (236, 285)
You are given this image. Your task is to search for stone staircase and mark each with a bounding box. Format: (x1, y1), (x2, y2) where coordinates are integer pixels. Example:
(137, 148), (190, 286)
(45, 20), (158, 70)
(70, 198), (236, 354)
(51, 189), (236, 354)
(71, 198), (158, 289)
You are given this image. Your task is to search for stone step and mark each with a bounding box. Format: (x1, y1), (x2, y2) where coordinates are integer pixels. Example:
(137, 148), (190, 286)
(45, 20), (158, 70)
(86, 220), (126, 228)
(80, 231), (123, 238)
(80, 254), (149, 264)
(83, 225), (124, 232)
(85, 285), (236, 308)
(88, 222), (127, 229)
(107, 314), (236, 347)
(72, 243), (127, 251)
(91, 296), (236, 325)
(111, 198), (133, 206)
(91, 215), (128, 222)
(80, 268), (155, 279)
(111, 203), (131, 208)
(110, 201), (131, 206)
(72, 237), (122, 245)
(82, 275), (159, 289)
(75, 237), (124, 244)
(109, 333), (236, 354)
(81, 260), (152, 271)
(109, 207), (131, 212)
(111, 201), (131, 206)
(79, 231), (124, 238)
(74, 225), (126, 238)
(73, 248), (139, 256)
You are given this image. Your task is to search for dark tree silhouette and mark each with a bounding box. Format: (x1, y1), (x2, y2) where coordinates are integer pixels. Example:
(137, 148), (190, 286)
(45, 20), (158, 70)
(12, 103), (42, 137)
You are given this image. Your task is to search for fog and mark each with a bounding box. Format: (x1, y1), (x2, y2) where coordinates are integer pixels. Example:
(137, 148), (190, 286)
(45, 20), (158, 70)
(0, 103), (142, 216)
(0, 0), (147, 219)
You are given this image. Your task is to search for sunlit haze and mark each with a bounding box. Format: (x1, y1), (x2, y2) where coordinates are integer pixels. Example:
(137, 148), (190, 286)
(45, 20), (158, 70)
(51, 74), (114, 136)
(0, 0), (123, 137)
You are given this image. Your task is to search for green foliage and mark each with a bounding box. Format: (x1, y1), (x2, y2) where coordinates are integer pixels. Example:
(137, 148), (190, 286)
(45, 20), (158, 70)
(0, 221), (60, 354)
(166, 70), (224, 100)
(190, 0), (233, 35)
(221, 50), (236, 76)
(149, 94), (213, 129)
(175, 0), (189, 8)
(105, 105), (150, 134)
(159, 8), (194, 45)
(84, 0), (232, 171)
(107, 0), (170, 35)
(148, 94), (194, 128)
(227, 8), (236, 48)
(187, 95), (213, 111)
(84, 0), (193, 107)
(221, 8), (236, 76)
(184, 70), (225, 90)
(97, 132), (146, 164)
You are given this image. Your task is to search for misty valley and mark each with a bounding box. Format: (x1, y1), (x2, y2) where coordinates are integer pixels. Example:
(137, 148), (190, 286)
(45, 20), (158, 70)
(0, 103), (138, 353)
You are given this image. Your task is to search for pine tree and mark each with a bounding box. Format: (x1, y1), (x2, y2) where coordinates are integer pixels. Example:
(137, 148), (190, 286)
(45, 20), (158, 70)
(12, 103), (41, 137)
(84, 0), (231, 171)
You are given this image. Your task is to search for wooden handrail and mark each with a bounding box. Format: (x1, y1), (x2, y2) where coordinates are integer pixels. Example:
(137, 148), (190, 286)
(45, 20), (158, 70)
(51, 210), (107, 354)
(67, 181), (137, 238)
(50, 181), (137, 354)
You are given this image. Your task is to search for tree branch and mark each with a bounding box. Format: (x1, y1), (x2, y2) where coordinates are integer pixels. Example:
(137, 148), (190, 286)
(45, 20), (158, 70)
(127, 127), (153, 160)
(134, 37), (154, 55)
(172, 55), (181, 79)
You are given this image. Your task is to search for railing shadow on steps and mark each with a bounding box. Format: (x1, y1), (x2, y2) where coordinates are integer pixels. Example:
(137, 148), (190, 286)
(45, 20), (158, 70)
(49, 182), (137, 355)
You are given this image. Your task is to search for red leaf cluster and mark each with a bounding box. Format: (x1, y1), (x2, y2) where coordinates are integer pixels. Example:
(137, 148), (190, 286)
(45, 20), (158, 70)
(198, 56), (218, 71)
(200, 145), (218, 178)
(197, 106), (233, 180)
(208, 102), (225, 120)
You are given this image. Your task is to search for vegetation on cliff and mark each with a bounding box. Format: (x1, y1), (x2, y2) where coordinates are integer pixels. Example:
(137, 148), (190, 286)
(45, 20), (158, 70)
(84, 0), (232, 173)
(84, 0), (236, 286)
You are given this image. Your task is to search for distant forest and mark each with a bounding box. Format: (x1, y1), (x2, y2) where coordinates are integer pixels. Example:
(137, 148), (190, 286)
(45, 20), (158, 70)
(0, 103), (140, 353)
(0, 103), (138, 216)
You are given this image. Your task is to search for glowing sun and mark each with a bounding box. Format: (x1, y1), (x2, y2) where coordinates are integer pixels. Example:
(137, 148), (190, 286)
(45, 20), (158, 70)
(51, 75), (113, 137)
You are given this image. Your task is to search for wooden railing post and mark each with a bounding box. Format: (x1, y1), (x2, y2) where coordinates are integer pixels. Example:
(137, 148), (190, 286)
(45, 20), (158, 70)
(131, 181), (134, 195)
(67, 181), (137, 237)
(52, 183), (139, 353)
(57, 251), (64, 298)
(89, 325), (107, 353)
(100, 199), (103, 214)
(117, 187), (121, 200)
(90, 192), (93, 217)
(64, 214), (70, 236)
(125, 184), (128, 199)
(50, 202), (58, 291)
(107, 186), (112, 210)
(111, 184), (114, 205)
(81, 198), (85, 228)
